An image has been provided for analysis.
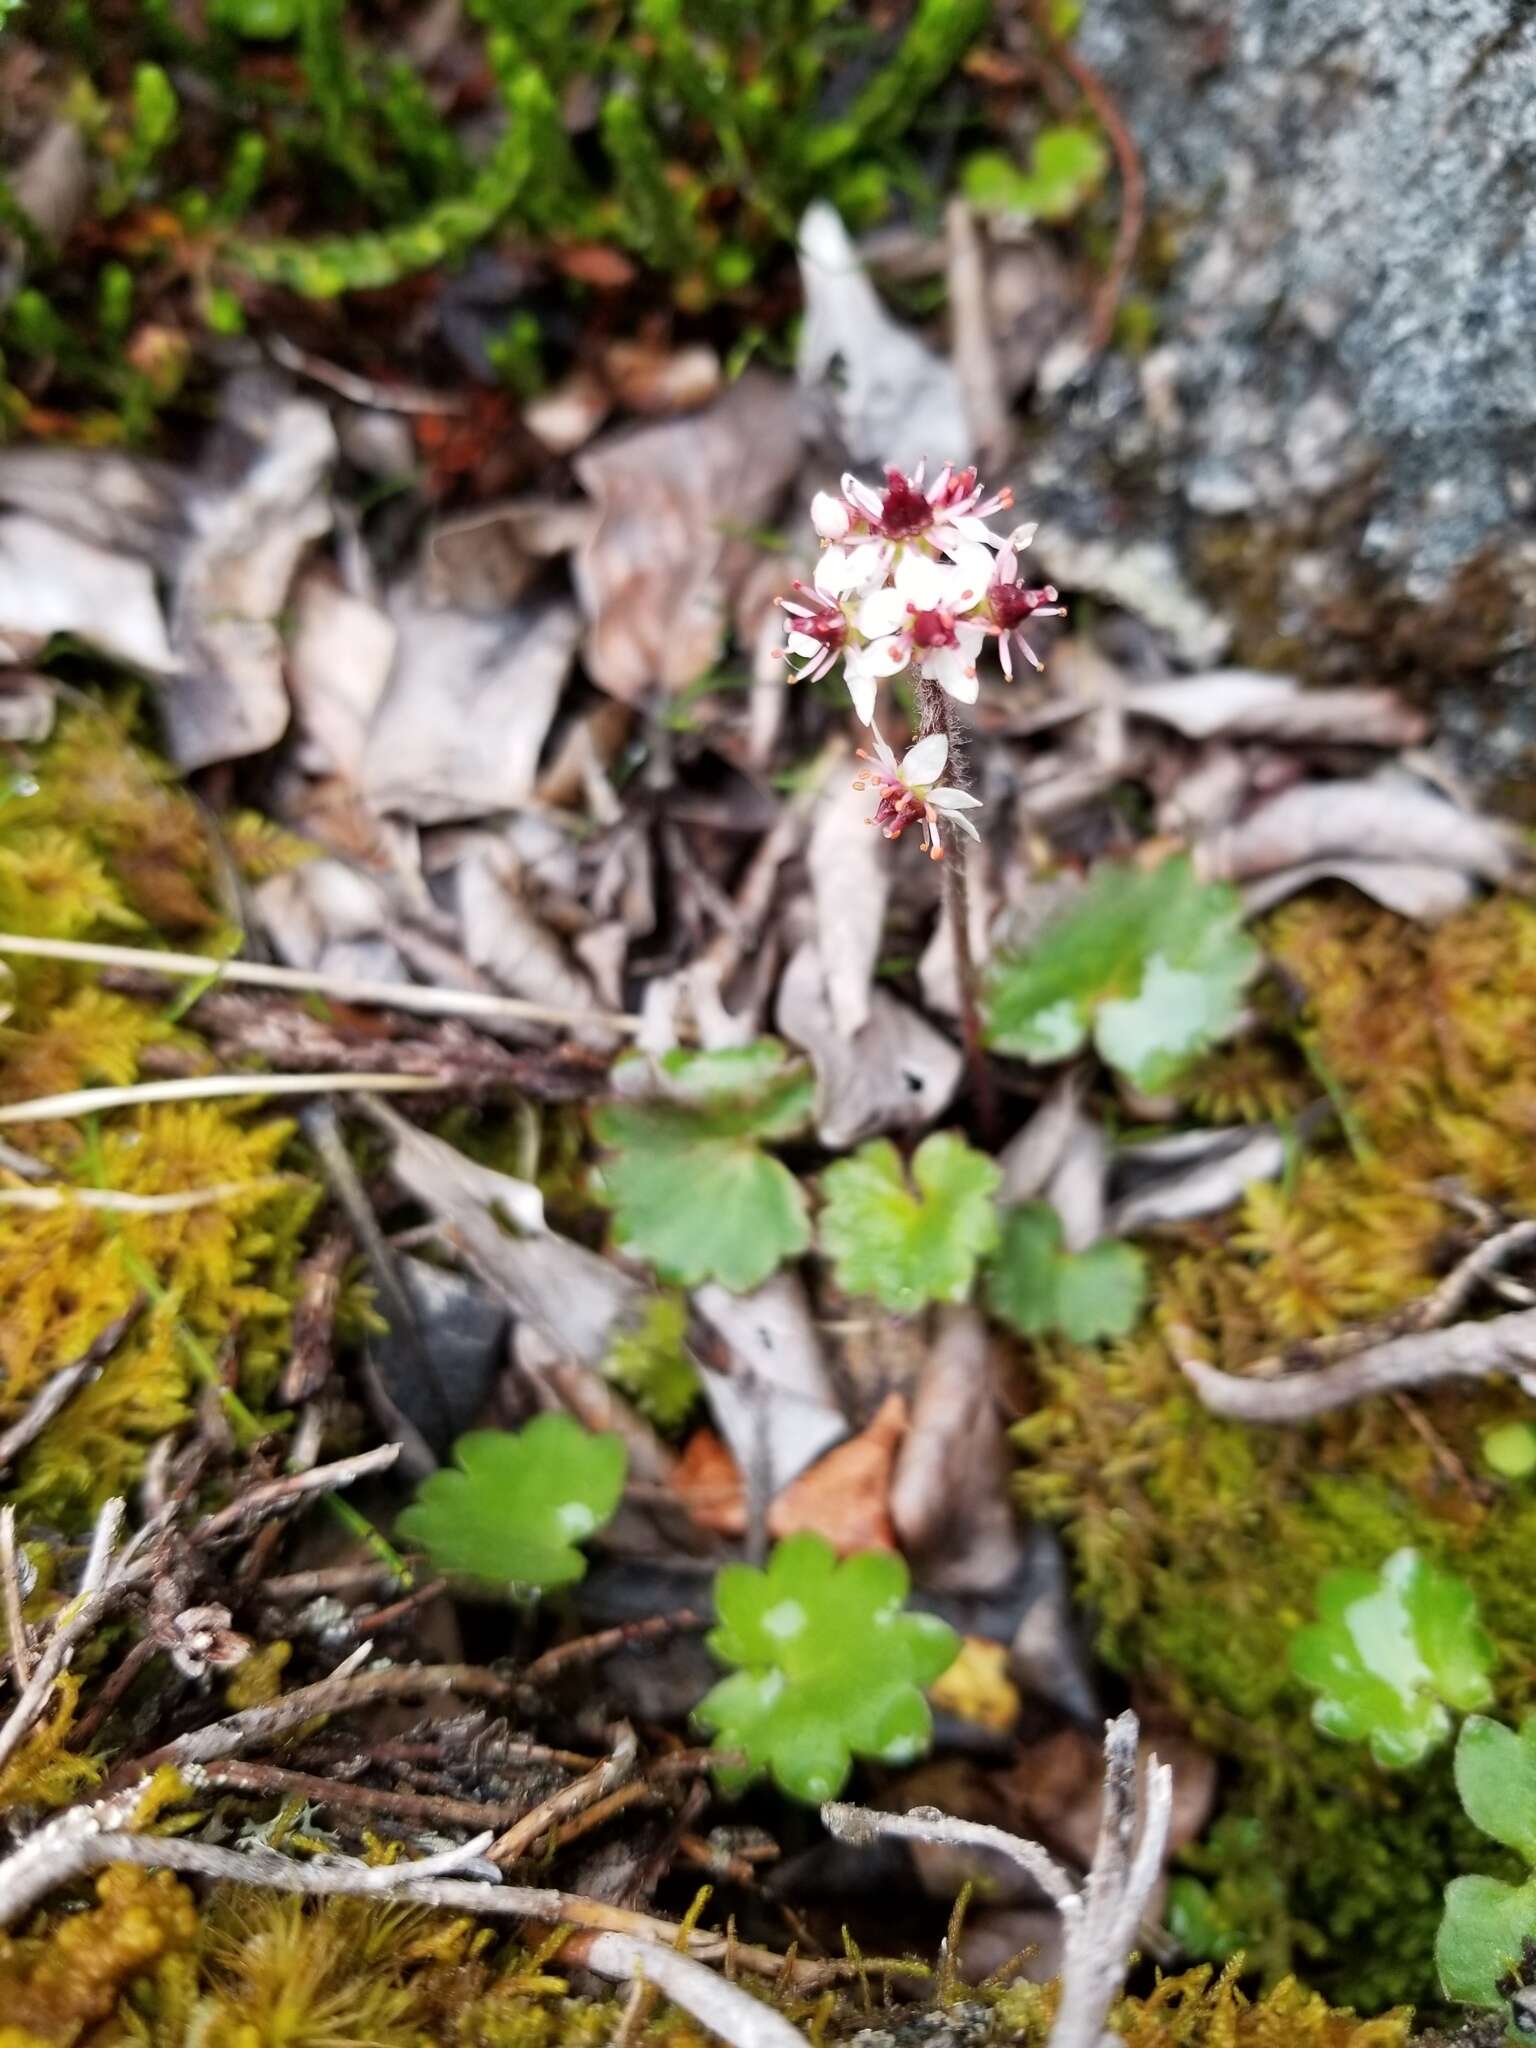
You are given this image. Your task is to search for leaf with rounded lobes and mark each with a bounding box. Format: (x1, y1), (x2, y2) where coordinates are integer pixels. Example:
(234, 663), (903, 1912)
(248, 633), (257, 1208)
(1436, 1873), (1536, 2010)
(818, 1131), (1001, 1314)
(594, 1042), (815, 1293)
(1289, 1548), (1494, 1770)
(984, 1201), (1146, 1343)
(697, 1531), (960, 1805)
(395, 1413), (627, 1593)
(1456, 1716), (1536, 1862)
(984, 856), (1260, 1091)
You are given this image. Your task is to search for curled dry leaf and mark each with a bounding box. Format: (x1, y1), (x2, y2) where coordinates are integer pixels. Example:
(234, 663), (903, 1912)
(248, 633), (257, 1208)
(890, 1307), (1022, 1593)
(422, 496), (599, 612)
(776, 941), (961, 1151)
(809, 755), (891, 1040)
(767, 1392), (907, 1554)
(0, 444), (187, 556)
(1240, 856), (1477, 921)
(796, 202), (971, 473)
(163, 381), (337, 770)
(287, 572), (397, 781)
(572, 372), (800, 701)
(454, 839), (616, 1049)
(1109, 1124), (1288, 1231)
(1198, 777), (1517, 885)
(1122, 670), (1427, 747)
(362, 596), (580, 822)
(669, 1425), (748, 1537)
(254, 858), (404, 979)
(0, 513), (175, 673)
(693, 1272), (847, 1495)
(996, 1070), (1086, 1204)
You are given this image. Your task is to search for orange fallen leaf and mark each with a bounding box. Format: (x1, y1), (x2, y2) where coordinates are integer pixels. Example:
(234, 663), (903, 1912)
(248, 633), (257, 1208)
(768, 1393), (908, 1555)
(669, 1427), (746, 1537)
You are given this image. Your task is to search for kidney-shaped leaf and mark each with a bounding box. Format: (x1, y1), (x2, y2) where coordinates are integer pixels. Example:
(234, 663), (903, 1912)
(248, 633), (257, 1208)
(818, 1131), (1001, 1315)
(1456, 1715), (1536, 1864)
(1437, 1873), (1536, 2010)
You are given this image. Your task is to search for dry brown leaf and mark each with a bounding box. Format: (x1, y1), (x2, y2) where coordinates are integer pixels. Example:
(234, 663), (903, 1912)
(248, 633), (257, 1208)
(776, 941), (961, 1150)
(889, 1307), (1021, 1593)
(1199, 776), (1517, 884)
(1109, 1124), (1288, 1232)
(768, 1392), (907, 1554)
(1123, 670), (1427, 747)
(1239, 855), (1477, 920)
(1005, 1723), (1215, 1869)
(454, 838), (615, 1047)
(524, 369), (611, 455)
(806, 755), (892, 1039)
(0, 512), (175, 672)
(928, 1636), (1022, 1734)
(422, 496), (599, 612)
(287, 572), (396, 781)
(572, 373), (800, 701)
(668, 1426), (746, 1537)
(361, 596), (579, 823)
(603, 340), (722, 414)
(693, 1273), (847, 1494)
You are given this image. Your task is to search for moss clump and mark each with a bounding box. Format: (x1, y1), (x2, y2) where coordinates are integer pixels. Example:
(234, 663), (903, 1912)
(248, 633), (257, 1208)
(1016, 891), (1536, 2011)
(997, 1965), (1412, 2046)
(0, 703), (318, 1523)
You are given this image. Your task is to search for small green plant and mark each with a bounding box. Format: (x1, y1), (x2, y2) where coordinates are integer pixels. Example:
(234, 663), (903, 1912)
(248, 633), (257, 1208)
(1437, 1715), (1536, 2023)
(593, 1042), (814, 1293)
(961, 125), (1109, 222)
(984, 1202), (1146, 1342)
(695, 1533), (959, 1804)
(1483, 1421), (1536, 1480)
(395, 1414), (626, 1593)
(602, 1292), (700, 1430)
(984, 856), (1261, 1092)
(818, 1132), (1001, 1315)
(1289, 1548), (1494, 1768)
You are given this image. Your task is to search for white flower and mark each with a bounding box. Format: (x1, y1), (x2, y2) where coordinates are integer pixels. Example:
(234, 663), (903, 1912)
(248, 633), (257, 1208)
(851, 729), (984, 859)
(778, 545), (885, 684)
(811, 490), (851, 540)
(845, 544), (994, 716)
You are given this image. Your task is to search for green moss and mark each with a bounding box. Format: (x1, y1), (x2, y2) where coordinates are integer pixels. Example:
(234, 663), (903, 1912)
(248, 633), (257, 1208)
(1016, 891), (1536, 2011)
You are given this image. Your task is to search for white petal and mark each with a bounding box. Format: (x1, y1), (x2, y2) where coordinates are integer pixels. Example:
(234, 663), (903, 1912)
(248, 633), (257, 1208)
(786, 632), (821, 658)
(945, 542), (996, 611)
(927, 786), (983, 812)
(945, 514), (1006, 546)
(812, 491), (851, 540)
(844, 473), (883, 518)
(816, 541), (884, 598)
(956, 622), (988, 659)
(949, 810), (982, 842)
(1008, 521), (1038, 551)
(868, 728), (899, 772)
(869, 634), (912, 676)
(894, 551), (946, 609)
(924, 642), (980, 703)
(844, 663), (879, 725)
(857, 587), (908, 638)
(900, 733), (949, 786)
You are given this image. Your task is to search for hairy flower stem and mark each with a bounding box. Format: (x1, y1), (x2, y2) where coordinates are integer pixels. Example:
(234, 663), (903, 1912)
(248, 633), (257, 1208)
(917, 680), (997, 1142)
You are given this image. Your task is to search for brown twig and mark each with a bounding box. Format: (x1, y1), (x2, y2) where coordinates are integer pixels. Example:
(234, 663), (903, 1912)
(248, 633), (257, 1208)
(520, 1611), (706, 1687)
(192, 1443), (402, 1542)
(282, 1230), (351, 1404)
(1031, 1), (1146, 356)
(259, 1562), (403, 1601)
(543, 1777), (663, 1853)
(487, 1725), (639, 1866)
(351, 1579), (450, 1637)
(192, 1758), (539, 1833)
(0, 1299), (144, 1474)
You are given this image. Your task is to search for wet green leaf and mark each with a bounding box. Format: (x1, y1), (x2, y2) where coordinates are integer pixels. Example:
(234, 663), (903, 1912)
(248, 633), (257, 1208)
(1289, 1548), (1494, 1769)
(593, 1042), (814, 1293)
(1456, 1715), (1536, 1863)
(818, 1131), (1001, 1314)
(396, 1414), (626, 1593)
(1436, 1873), (1536, 2010)
(984, 856), (1261, 1091)
(985, 1202), (1147, 1343)
(696, 1533), (960, 1804)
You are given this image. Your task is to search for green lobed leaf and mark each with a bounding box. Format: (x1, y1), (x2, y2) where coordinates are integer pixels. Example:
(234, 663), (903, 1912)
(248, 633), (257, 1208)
(1436, 1873), (1536, 2010)
(1456, 1716), (1536, 1863)
(961, 125), (1108, 222)
(593, 1042), (814, 1293)
(818, 1132), (1001, 1315)
(984, 1202), (1147, 1343)
(984, 857), (1261, 1091)
(697, 1533), (959, 1804)
(395, 1413), (626, 1593)
(1289, 1548), (1494, 1770)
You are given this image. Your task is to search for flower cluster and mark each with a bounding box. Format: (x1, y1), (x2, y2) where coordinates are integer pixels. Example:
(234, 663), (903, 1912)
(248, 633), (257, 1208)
(779, 462), (1063, 855)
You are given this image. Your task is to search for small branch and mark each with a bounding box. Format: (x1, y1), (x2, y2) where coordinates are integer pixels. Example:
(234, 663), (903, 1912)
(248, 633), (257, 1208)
(0, 1071), (438, 1126)
(520, 1612), (706, 1687)
(0, 1178), (290, 1214)
(563, 1931), (811, 2048)
(191, 1443), (403, 1543)
(191, 1758), (539, 1834)
(0, 1508), (31, 1688)
(266, 334), (469, 415)
(0, 933), (643, 1036)
(825, 1711), (1171, 2048)
(0, 1299), (144, 1474)
(487, 1724), (639, 1866)
(1172, 1303), (1536, 1422)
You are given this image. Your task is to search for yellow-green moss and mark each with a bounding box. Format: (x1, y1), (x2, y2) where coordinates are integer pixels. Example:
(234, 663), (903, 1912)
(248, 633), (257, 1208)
(1016, 890), (1536, 2010)
(999, 1964), (1412, 2046)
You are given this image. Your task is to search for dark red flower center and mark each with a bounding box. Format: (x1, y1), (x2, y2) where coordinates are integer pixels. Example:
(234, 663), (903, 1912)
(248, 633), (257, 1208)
(990, 580), (1060, 629)
(879, 468), (934, 537)
(909, 606), (957, 649)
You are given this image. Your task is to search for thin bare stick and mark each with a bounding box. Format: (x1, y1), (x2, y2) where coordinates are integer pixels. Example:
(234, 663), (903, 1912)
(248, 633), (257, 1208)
(267, 334), (469, 415)
(0, 1071), (438, 1126)
(0, 1791), (921, 1987)
(0, 1508), (31, 1688)
(0, 1177), (291, 1214)
(564, 1930), (811, 2048)
(488, 1724), (639, 1865)
(823, 1801), (1075, 1908)
(0, 933), (643, 1035)
(260, 1562), (402, 1601)
(520, 1612), (706, 1686)
(191, 1758), (539, 1834)
(1172, 1304), (1536, 1422)
(192, 1443), (402, 1542)
(0, 1299), (144, 1474)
